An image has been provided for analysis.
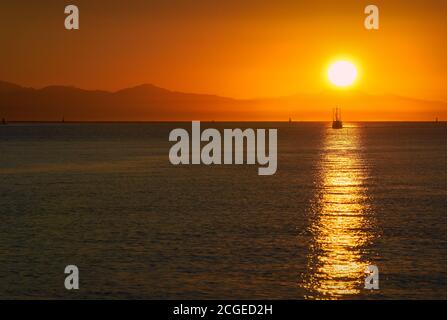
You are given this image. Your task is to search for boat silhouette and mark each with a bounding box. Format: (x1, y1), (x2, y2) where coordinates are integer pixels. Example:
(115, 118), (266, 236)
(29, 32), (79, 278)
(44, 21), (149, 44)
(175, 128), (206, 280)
(332, 107), (343, 129)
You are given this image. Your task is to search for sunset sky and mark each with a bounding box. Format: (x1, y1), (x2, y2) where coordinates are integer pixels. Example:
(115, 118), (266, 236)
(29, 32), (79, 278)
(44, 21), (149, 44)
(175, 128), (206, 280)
(0, 0), (446, 102)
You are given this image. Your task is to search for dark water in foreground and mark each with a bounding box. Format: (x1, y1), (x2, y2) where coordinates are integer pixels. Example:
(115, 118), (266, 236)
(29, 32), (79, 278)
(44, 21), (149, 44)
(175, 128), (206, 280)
(0, 122), (446, 299)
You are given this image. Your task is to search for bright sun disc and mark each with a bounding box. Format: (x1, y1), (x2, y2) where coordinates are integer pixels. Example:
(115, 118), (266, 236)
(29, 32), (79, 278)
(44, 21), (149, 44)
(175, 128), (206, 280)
(328, 61), (358, 87)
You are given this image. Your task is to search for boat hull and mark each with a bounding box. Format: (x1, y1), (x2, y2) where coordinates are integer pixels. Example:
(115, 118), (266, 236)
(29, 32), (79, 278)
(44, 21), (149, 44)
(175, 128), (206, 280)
(332, 121), (343, 129)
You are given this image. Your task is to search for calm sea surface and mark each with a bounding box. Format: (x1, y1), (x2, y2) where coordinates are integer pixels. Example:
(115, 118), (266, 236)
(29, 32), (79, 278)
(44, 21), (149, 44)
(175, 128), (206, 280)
(0, 122), (446, 299)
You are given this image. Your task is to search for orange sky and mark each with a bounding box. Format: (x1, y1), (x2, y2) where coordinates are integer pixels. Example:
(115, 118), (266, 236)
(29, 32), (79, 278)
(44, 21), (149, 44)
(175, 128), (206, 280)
(0, 0), (446, 101)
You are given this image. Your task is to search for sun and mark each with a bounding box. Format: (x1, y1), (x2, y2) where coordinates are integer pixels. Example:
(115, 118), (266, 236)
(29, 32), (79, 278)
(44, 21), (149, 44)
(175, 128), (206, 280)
(328, 61), (358, 88)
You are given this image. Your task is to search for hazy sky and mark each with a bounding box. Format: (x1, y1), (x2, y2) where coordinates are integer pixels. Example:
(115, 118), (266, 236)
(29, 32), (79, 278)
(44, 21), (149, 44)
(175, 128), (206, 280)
(0, 0), (446, 100)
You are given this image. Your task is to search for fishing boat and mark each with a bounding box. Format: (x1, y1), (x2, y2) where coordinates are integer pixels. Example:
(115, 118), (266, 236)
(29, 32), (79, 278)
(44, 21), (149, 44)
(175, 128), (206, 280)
(332, 107), (343, 129)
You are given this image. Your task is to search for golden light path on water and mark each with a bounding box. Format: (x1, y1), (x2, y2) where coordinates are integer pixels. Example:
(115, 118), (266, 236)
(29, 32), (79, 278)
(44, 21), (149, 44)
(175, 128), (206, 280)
(304, 125), (375, 299)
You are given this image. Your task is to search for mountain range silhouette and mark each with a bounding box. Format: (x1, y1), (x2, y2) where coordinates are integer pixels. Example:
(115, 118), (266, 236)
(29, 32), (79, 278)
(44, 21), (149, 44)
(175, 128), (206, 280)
(0, 80), (445, 121)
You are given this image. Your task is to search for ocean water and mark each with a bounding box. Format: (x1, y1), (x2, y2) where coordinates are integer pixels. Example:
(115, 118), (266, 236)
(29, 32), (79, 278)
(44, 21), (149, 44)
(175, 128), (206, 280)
(0, 122), (446, 300)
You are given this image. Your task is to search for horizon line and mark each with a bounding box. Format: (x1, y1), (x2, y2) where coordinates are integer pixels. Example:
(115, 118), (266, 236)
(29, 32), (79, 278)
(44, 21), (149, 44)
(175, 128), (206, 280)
(1, 120), (445, 124)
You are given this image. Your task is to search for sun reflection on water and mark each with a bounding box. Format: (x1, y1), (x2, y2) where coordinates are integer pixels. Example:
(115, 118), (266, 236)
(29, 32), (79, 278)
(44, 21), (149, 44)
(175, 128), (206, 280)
(304, 126), (375, 299)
